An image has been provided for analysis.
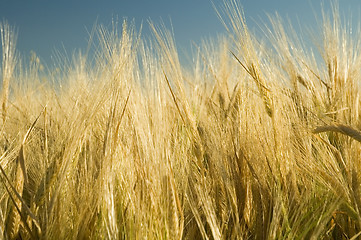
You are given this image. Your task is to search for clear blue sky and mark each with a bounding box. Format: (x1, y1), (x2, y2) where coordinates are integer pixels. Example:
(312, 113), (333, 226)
(0, 0), (360, 65)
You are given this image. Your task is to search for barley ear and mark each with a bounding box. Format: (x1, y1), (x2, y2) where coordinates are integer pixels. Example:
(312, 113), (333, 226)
(313, 124), (361, 143)
(231, 51), (273, 117)
(0, 155), (40, 239)
(0, 22), (17, 125)
(3, 109), (44, 239)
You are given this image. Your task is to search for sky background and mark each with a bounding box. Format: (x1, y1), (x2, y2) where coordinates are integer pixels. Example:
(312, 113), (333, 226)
(0, 0), (360, 67)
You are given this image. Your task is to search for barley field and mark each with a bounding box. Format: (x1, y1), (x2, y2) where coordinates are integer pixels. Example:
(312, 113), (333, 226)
(1, 1), (361, 239)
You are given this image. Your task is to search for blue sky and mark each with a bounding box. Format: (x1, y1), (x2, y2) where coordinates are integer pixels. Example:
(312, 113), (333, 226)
(0, 0), (360, 65)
